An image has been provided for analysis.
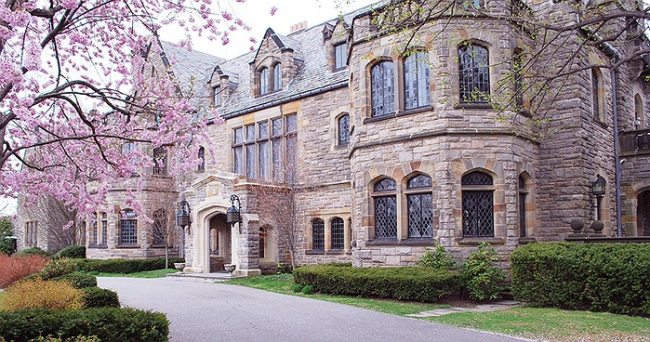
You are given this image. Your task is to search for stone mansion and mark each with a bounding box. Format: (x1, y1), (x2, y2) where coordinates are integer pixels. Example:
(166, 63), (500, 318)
(16, 0), (650, 276)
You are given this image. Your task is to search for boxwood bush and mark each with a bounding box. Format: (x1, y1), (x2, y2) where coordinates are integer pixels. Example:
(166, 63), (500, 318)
(0, 308), (168, 342)
(82, 287), (120, 308)
(55, 272), (97, 289)
(293, 264), (461, 302)
(75, 258), (184, 274)
(511, 242), (650, 316)
(55, 245), (86, 259)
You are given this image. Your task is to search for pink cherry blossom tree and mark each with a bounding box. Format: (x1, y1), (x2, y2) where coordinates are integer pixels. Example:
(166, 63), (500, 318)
(0, 0), (267, 220)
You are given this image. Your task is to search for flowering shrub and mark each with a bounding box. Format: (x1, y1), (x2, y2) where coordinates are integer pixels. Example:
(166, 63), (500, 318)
(0, 254), (48, 288)
(40, 257), (78, 279)
(0, 278), (84, 311)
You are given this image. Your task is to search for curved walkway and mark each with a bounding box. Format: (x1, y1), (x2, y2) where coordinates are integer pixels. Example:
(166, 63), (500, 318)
(98, 277), (528, 342)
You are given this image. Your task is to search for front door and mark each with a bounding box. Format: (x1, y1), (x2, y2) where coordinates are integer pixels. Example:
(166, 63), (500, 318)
(209, 214), (231, 272)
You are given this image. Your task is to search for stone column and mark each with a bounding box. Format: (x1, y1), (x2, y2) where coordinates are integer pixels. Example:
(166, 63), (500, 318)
(233, 213), (262, 277)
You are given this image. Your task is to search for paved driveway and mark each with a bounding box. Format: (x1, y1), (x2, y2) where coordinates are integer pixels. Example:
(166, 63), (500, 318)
(98, 277), (527, 342)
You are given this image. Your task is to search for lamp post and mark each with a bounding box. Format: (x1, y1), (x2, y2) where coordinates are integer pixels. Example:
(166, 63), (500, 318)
(591, 176), (606, 221)
(226, 194), (241, 232)
(176, 200), (191, 259)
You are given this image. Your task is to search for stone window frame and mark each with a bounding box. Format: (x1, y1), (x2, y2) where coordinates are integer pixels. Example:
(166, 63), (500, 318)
(312, 218), (325, 251)
(99, 212), (108, 247)
(255, 57), (283, 97)
(591, 68), (606, 123)
(513, 48), (527, 112)
(518, 173), (529, 238)
(458, 42), (491, 105)
(118, 209), (138, 247)
(260, 67), (269, 95)
(273, 63), (282, 91)
(405, 173), (434, 239)
(334, 43), (348, 70)
(231, 114), (298, 184)
(370, 59), (396, 117)
(337, 113), (350, 146)
(213, 86), (221, 107)
(89, 213), (98, 247)
(152, 146), (167, 176)
(461, 171), (495, 238)
(634, 93), (644, 128)
(403, 51), (431, 110)
(88, 212), (107, 248)
(306, 214), (352, 253)
(197, 146), (205, 172)
(25, 220), (38, 248)
(331, 217), (345, 250)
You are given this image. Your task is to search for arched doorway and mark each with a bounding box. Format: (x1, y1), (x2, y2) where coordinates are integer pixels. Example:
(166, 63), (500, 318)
(638, 191), (650, 236)
(209, 214), (231, 272)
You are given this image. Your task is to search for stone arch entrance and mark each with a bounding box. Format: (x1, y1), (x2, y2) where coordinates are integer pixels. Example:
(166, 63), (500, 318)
(638, 191), (650, 236)
(209, 214), (231, 272)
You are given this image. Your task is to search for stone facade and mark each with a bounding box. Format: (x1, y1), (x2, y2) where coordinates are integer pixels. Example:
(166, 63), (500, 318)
(14, 0), (650, 276)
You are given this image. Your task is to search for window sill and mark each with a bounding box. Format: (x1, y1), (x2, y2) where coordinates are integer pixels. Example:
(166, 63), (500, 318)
(366, 238), (436, 246)
(306, 249), (325, 255)
(363, 113), (397, 124)
(116, 244), (140, 249)
(366, 239), (399, 246)
(151, 245), (173, 249)
(454, 103), (493, 110)
(87, 245), (108, 249)
(594, 118), (608, 129)
(456, 237), (504, 246)
(305, 249), (347, 255)
(399, 105), (433, 117)
(518, 237), (536, 245)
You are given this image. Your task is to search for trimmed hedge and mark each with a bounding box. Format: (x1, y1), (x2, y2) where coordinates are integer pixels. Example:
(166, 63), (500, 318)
(0, 308), (168, 342)
(55, 272), (97, 289)
(293, 264), (461, 302)
(82, 287), (120, 308)
(511, 242), (650, 316)
(55, 245), (86, 259)
(17, 247), (49, 257)
(75, 258), (184, 274)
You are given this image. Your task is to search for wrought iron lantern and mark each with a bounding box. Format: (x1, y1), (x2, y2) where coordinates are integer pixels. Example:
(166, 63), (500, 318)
(591, 176), (606, 197)
(176, 200), (191, 232)
(226, 194), (241, 226)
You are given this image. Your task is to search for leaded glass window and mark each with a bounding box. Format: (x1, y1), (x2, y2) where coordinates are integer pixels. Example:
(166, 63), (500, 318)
(519, 175), (527, 237)
(335, 43), (347, 69)
(245, 124), (256, 179)
(233, 127), (243, 175)
(312, 219), (325, 250)
(260, 68), (269, 95)
(120, 210), (138, 245)
(371, 61), (395, 117)
(332, 218), (345, 249)
(459, 44), (490, 103)
(462, 172), (494, 237)
(286, 115), (297, 183)
(152, 209), (167, 245)
(213, 86), (221, 106)
(407, 174), (433, 238)
(373, 178), (397, 239)
(338, 114), (350, 146)
(152, 147), (167, 175)
(100, 212), (107, 246)
(404, 52), (430, 110)
(273, 64), (282, 91)
(513, 50), (524, 108)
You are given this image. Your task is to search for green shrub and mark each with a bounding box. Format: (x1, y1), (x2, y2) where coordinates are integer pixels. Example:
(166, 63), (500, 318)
(76, 257), (184, 274)
(82, 287), (120, 308)
(55, 272), (97, 289)
(28, 335), (101, 342)
(291, 284), (304, 293)
(17, 247), (49, 257)
(302, 285), (314, 295)
(0, 307), (169, 342)
(40, 258), (78, 279)
(293, 264), (461, 302)
(460, 243), (505, 302)
(511, 242), (650, 316)
(56, 245), (86, 259)
(417, 243), (458, 270)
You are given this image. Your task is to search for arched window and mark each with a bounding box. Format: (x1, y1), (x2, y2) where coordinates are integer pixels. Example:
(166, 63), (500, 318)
(312, 219), (325, 250)
(198, 146), (205, 171)
(461, 171), (494, 237)
(331, 218), (345, 249)
(273, 64), (282, 91)
(406, 174), (433, 238)
(338, 114), (350, 146)
(518, 175), (528, 237)
(152, 209), (167, 246)
(373, 178), (397, 239)
(635, 93), (643, 128)
(459, 44), (490, 103)
(119, 209), (138, 245)
(260, 68), (269, 95)
(371, 61), (395, 117)
(404, 52), (430, 110)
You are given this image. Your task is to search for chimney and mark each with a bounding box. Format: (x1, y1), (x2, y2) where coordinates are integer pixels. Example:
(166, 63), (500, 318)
(289, 21), (308, 34)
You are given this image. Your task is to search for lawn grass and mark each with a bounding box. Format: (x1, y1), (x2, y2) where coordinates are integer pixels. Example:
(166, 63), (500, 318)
(226, 275), (650, 342)
(94, 268), (178, 278)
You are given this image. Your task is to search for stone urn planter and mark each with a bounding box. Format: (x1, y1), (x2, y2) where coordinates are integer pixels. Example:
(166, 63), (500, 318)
(173, 263), (185, 272)
(224, 264), (236, 274)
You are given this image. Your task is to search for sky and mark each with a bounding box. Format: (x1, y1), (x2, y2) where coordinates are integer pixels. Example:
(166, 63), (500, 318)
(0, 0), (379, 217)
(159, 0), (378, 59)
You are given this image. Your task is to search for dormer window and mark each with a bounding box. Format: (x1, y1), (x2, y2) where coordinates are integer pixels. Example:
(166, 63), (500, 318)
(260, 67), (269, 95)
(335, 43), (347, 70)
(213, 86), (221, 106)
(273, 63), (282, 91)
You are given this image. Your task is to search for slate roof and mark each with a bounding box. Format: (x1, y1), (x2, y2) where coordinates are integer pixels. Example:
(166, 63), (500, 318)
(159, 0), (387, 119)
